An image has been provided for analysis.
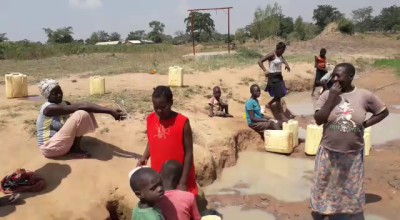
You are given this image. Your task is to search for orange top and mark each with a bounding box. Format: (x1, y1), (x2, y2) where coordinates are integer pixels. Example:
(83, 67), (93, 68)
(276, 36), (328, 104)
(315, 55), (326, 68)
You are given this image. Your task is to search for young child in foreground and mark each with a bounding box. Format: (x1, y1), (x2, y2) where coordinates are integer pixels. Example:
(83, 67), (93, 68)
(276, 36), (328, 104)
(130, 167), (165, 220)
(156, 160), (201, 220)
(208, 86), (233, 118)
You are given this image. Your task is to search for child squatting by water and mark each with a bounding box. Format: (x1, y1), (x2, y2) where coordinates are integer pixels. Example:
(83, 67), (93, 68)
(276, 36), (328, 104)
(208, 86), (233, 118)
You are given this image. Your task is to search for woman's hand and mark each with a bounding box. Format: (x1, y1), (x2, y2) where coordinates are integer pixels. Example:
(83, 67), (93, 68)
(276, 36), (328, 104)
(136, 157), (148, 167)
(329, 82), (342, 98)
(265, 71), (269, 78)
(285, 65), (291, 72)
(111, 109), (125, 121)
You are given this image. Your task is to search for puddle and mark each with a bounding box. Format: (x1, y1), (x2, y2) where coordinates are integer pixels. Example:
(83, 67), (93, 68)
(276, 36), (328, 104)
(216, 206), (276, 220)
(389, 105), (400, 110)
(364, 214), (389, 220)
(367, 113), (400, 145)
(204, 151), (314, 202)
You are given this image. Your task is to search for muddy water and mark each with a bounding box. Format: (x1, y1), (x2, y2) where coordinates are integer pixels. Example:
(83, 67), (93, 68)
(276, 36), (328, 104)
(216, 206), (276, 220)
(204, 151), (315, 202)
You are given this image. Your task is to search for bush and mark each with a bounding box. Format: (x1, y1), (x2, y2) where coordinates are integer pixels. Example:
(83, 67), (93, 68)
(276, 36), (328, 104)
(236, 48), (263, 59)
(393, 24), (400, 33)
(338, 18), (354, 34)
(0, 42), (175, 60)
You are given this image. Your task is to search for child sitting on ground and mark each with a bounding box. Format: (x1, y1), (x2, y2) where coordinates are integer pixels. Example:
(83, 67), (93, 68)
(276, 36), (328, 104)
(156, 160), (201, 220)
(129, 166), (165, 220)
(208, 86), (233, 118)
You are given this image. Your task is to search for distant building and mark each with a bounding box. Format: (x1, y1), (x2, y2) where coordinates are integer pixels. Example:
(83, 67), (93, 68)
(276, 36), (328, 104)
(124, 40), (141, 45)
(95, 41), (121, 45)
(141, 40), (155, 44)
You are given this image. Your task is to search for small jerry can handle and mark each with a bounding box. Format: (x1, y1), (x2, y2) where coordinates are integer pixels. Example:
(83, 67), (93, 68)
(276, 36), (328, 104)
(91, 76), (102, 79)
(7, 72), (23, 76)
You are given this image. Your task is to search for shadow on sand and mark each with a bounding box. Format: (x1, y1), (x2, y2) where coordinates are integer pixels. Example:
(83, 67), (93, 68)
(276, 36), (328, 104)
(0, 163), (71, 218)
(52, 136), (142, 161)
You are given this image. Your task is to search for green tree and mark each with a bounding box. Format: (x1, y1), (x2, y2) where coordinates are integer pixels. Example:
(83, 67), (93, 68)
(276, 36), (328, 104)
(0, 33), (8, 42)
(126, 30), (146, 40)
(351, 6), (374, 33)
(97, 30), (110, 42)
(43, 27), (74, 43)
(338, 18), (354, 34)
(184, 12), (215, 42)
(235, 28), (246, 43)
(279, 16), (294, 38)
(379, 5), (400, 31)
(313, 5), (343, 30)
(148, 21), (165, 43)
(294, 16), (306, 40)
(265, 3), (282, 37)
(109, 32), (121, 41)
(250, 6), (267, 43)
(87, 32), (100, 45)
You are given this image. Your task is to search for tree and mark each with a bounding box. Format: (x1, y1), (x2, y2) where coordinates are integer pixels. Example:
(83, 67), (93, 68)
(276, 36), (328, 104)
(379, 5), (400, 31)
(148, 21), (165, 43)
(126, 30), (146, 40)
(338, 18), (354, 34)
(184, 12), (215, 42)
(87, 32), (100, 45)
(294, 16), (306, 40)
(235, 28), (246, 43)
(351, 6), (374, 32)
(250, 6), (268, 43)
(97, 31), (110, 42)
(43, 27), (74, 43)
(109, 32), (121, 41)
(279, 16), (294, 38)
(0, 33), (8, 42)
(313, 5), (343, 30)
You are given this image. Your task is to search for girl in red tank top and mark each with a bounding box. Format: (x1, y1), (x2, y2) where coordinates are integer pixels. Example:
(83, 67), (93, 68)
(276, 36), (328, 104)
(137, 86), (198, 195)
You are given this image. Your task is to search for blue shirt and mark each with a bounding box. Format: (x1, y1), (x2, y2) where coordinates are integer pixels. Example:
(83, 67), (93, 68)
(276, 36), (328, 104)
(245, 98), (263, 125)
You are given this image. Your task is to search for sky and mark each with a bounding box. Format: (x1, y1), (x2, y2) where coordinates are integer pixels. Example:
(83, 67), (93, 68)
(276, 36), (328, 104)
(0, 0), (397, 42)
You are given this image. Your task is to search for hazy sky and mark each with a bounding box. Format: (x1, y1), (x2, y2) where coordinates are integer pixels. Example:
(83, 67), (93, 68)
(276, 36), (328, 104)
(0, 0), (397, 42)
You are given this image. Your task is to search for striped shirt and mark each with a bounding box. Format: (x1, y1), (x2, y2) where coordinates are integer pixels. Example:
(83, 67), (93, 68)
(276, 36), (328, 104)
(36, 101), (70, 146)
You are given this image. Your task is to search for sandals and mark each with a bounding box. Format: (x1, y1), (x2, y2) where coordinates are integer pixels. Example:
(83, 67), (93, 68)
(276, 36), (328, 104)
(0, 194), (20, 206)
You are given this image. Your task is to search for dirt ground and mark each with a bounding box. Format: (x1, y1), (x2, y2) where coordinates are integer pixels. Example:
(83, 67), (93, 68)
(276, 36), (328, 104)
(0, 52), (399, 220)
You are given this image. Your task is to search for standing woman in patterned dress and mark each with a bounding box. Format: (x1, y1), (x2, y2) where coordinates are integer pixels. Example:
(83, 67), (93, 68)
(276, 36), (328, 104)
(311, 63), (389, 220)
(258, 42), (291, 122)
(137, 86), (198, 195)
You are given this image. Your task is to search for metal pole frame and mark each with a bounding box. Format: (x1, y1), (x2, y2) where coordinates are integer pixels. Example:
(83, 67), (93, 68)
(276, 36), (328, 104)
(187, 7), (233, 56)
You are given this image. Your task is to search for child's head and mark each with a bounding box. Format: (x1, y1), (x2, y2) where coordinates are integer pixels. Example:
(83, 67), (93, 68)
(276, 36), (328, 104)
(130, 167), (164, 204)
(160, 160), (183, 189)
(250, 84), (261, 99)
(320, 48), (327, 57)
(213, 86), (222, 99)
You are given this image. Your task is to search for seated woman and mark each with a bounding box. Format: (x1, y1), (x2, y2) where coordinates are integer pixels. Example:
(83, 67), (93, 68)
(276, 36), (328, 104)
(36, 79), (124, 158)
(245, 84), (282, 133)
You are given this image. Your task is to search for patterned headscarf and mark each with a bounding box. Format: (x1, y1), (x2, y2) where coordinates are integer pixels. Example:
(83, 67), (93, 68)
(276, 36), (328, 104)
(128, 166), (149, 180)
(38, 79), (59, 98)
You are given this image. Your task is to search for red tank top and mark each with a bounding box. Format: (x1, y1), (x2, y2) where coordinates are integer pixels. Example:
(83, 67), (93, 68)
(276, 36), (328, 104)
(146, 112), (198, 195)
(315, 55), (326, 68)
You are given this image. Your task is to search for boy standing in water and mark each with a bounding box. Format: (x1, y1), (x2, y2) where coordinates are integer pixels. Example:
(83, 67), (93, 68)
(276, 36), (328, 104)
(208, 86), (233, 118)
(312, 48), (328, 97)
(130, 167), (165, 220)
(156, 160), (201, 220)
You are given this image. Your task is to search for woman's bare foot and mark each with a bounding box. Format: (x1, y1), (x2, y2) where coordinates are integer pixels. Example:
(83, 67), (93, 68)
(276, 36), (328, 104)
(225, 114), (233, 117)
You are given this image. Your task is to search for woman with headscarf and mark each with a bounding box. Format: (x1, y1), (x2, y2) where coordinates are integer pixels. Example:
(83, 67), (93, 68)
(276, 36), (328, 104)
(311, 63), (389, 220)
(36, 79), (124, 158)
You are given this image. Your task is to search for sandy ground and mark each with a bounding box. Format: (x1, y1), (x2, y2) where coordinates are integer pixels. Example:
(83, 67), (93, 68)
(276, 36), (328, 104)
(0, 58), (399, 220)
